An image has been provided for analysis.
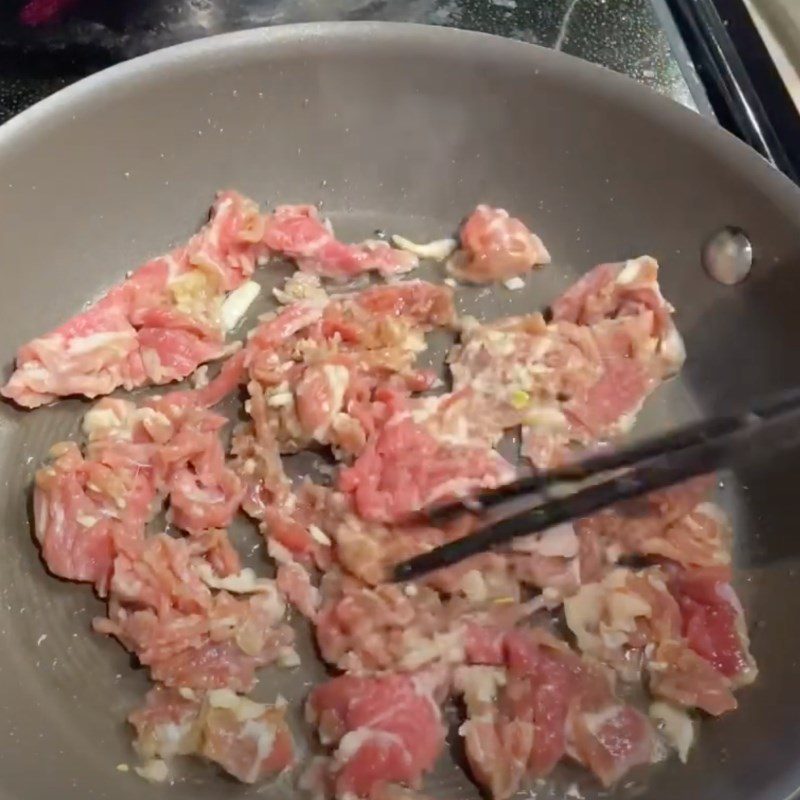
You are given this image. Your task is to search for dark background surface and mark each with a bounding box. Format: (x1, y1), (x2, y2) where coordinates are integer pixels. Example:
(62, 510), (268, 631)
(1, 0), (798, 178)
(0, 0), (705, 123)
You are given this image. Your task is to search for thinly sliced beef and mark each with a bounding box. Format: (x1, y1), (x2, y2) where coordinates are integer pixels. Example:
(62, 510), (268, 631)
(669, 568), (757, 687)
(564, 567), (683, 680)
(15, 200), (760, 796)
(315, 571), (464, 673)
(33, 360), (245, 594)
(4, 191), (264, 407)
(647, 640), (737, 716)
(450, 256), (684, 469)
(455, 666), (532, 800)
(94, 532), (294, 690)
(338, 410), (515, 523)
(130, 685), (293, 783)
(575, 477), (728, 571)
(239, 282), (452, 465)
(454, 628), (656, 796)
(447, 205), (550, 284)
(264, 204), (418, 279)
(306, 671), (447, 799)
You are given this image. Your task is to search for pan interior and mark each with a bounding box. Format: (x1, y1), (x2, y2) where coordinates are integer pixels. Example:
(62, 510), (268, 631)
(0, 23), (799, 800)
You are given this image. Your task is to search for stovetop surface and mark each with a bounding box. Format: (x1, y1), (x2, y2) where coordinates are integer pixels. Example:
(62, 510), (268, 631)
(0, 0), (709, 124)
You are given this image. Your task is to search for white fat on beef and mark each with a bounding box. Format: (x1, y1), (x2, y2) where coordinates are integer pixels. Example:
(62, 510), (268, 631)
(565, 569), (656, 666)
(334, 728), (403, 767)
(193, 562), (275, 594)
(207, 688), (271, 721)
(397, 629), (466, 671)
(659, 321), (687, 376)
(453, 666), (507, 707)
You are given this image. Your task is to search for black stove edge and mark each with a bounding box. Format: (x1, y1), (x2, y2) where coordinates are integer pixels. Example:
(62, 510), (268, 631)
(665, 0), (800, 183)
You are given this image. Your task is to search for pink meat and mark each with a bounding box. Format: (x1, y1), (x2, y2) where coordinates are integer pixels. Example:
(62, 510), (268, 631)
(450, 256), (684, 469)
(165, 433), (245, 534)
(129, 684), (203, 759)
(352, 281), (456, 327)
(551, 257), (672, 333)
(263, 205), (418, 279)
(339, 413), (514, 523)
(503, 631), (578, 777)
(130, 685), (294, 783)
(670, 568), (757, 686)
(448, 205), (550, 284)
(570, 703), (655, 787)
(464, 623), (508, 666)
(456, 629), (655, 795)
(33, 359), (245, 593)
(307, 672), (446, 799)
(33, 441), (155, 595)
(324, 509), (471, 588)
(505, 629), (656, 785)
(202, 702), (294, 782)
(3, 191), (265, 408)
(647, 640), (737, 716)
(240, 283), (452, 468)
(95, 532), (293, 690)
(576, 477), (730, 573)
(454, 665), (533, 800)
(314, 571), (463, 673)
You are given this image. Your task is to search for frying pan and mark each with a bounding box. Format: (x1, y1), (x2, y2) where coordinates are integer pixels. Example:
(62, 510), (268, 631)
(0, 21), (799, 800)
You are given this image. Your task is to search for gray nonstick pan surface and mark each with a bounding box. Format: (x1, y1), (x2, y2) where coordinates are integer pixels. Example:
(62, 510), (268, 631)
(0, 21), (799, 800)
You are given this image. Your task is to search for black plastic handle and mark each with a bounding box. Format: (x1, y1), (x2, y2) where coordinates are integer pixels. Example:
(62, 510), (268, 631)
(665, 0), (800, 183)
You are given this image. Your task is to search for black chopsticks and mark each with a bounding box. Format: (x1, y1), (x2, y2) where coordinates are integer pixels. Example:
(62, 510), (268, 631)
(392, 386), (800, 582)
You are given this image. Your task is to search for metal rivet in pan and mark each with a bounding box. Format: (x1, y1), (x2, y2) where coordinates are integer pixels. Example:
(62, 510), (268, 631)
(702, 226), (753, 285)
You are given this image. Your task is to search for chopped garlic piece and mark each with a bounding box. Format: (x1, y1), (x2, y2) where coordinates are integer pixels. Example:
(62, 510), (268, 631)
(191, 365), (209, 389)
(453, 666), (507, 704)
(82, 407), (124, 437)
(616, 257), (645, 284)
(308, 524), (332, 546)
(650, 702), (695, 762)
(207, 688), (267, 721)
(461, 569), (489, 602)
(523, 406), (568, 431)
(564, 583), (605, 652)
(267, 391), (294, 408)
(391, 234), (457, 262)
(503, 276), (525, 290)
(135, 758), (169, 783)
(278, 646), (301, 668)
(221, 280), (261, 331)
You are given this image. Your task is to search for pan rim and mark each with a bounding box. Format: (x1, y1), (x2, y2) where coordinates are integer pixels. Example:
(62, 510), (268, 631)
(0, 21), (798, 215)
